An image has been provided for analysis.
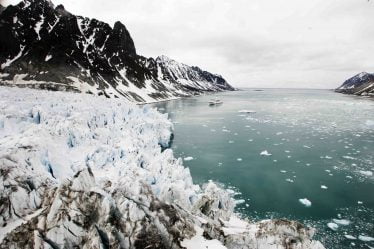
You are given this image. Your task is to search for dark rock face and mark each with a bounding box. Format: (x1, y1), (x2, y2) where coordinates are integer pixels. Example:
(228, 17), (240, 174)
(0, 0), (234, 102)
(335, 72), (374, 96)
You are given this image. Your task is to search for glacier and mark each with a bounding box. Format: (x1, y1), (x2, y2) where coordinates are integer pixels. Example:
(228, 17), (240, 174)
(0, 86), (324, 249)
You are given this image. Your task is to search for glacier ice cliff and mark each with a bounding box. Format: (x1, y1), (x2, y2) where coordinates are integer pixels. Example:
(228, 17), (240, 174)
(0, 87), (324, 249)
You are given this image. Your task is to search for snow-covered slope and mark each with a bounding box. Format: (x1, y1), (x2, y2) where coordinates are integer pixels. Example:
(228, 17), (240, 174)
(336, 72), (374, 96)
(0, 0), (234, 103)
(0, 86), (324, 249)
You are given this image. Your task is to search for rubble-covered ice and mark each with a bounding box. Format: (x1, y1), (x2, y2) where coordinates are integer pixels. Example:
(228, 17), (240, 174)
(0, 87), (324, 248)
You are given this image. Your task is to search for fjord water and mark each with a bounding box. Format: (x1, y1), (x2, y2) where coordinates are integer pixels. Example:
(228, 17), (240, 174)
(151, 89), (374, 248)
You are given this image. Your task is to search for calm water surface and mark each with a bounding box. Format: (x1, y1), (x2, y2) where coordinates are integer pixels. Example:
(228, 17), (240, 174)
(151, 89), (374, 248)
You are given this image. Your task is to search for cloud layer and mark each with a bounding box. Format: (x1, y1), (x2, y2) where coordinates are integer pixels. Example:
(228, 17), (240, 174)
(3, 0), (374, 88)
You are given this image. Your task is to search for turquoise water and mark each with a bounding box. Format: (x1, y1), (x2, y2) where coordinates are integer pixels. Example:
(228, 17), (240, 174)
(150, 89), (374, 248)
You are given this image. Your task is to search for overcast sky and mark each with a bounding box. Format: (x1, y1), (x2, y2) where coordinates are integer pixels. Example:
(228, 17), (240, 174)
(3, 0), (374, 88)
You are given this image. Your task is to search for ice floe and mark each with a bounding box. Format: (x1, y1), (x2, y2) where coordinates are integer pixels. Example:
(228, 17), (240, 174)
(358, 235), (374, 242)
(299, 198), (312, 207)
(359, 170), (373, 176)
(344, 235), (356, 240)
(327, 223), (339, 231)
(260, 150), (272, 156)
(332, 219), (350, 226)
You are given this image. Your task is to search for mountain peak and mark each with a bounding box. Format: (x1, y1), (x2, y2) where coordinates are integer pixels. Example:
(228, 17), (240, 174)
(156, 55), (175, 63)
(25, 0), (55, 8)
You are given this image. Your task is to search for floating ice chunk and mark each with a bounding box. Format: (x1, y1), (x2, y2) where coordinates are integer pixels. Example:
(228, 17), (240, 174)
(286, 178), (294, 183)
(346, 176), (353, 179)
(276, 132), (283, 135)
(260, 150), (272, 156)
(358, 235), (374, 242)
(235, 199), (245, 204)
(299, 198), (311, 207)
(327, 223), (338, 231)
(325, 156), (332, 159)
(343, 156), (355, 160)
(237, 158), (242, 162)
(280, 170), (287, 173)
(359, 170), (373, 176)
(358, 201), (363, 205)
(184, 156), (194, 161)
(45, 54), (52, 61)
(333, 219), (350, 226)
(303, 145), (311, 149)
(228, 140), (234, 144)
(344, 235), (356, 240)
(238, 110), (256, 114)
(285, 150), (290, 153)
(321, 185), (328, 189)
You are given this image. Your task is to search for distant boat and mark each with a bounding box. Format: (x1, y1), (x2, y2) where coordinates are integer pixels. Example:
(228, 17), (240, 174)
(209, 98), (223, 106)
(238, 110), (256, 114)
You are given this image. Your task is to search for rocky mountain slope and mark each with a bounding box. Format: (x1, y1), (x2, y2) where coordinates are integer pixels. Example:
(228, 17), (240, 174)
(335, 72), (374, 96)
(0, 0), (234, 103)
(0, 86), (325, 249)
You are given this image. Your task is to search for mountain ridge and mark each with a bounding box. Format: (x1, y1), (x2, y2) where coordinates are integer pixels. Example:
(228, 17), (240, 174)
(0, 0), (234, 103)
(335, 72), (374, 96)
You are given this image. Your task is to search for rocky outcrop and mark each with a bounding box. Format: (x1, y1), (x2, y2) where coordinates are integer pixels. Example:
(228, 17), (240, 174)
(335, 72), (374, 96)
(0, 0), (234, 103)
(0, 86), (324, 249)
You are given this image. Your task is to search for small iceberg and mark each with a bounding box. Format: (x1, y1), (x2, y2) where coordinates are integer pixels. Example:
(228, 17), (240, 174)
(327, 222), (338, 231)
(359, 170), (373, 176)
(260, 150), (272, 156)
(344, 235), (356, 240)
(332, 219), (350, 226)
(184, 156), (194, 161)
(358, 235), (374, 242)
(299, 198), (312, 207)
(321, 185), (328, 189)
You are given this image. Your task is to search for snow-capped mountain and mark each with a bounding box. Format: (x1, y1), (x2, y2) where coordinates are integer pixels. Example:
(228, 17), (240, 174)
(0, 0), (234, 103)
(336, 72), (374, 96)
